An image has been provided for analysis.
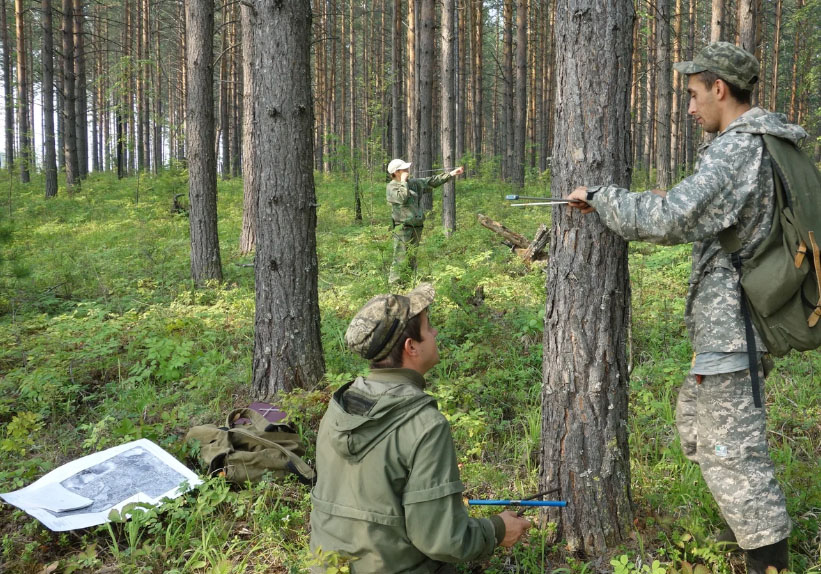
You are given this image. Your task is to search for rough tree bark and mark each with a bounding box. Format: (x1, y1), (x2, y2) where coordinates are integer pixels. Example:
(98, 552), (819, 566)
(417, 0), (434, 210)
(512, 0), (527, 189)
(711, 0), (724, 42)
(391, 0), (403, 159)
(250, 0), (325, 396)
(239, 2), (256, 255)
(1, 0), (14, 174)
(14, 0), (31, 182)
(62, 0), (80, 188)
(470, 0), (483, 167)
(74, 0), (87, 177)
(540, 0), (634, 554)
(185, 0), (223, 284)
(42, 0), (58, 197)
(655, 0), (672, 188)
(441, 0), (455, 235)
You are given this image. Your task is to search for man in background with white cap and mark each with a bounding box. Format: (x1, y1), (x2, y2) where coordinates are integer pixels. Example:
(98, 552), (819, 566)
(386, 159), (464, 284)
(310, 283), (531, 573)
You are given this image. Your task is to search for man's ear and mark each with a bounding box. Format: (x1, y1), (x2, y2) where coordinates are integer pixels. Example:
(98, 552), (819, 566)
(403, 336), (418, 357)
(713, 78), (728, 101)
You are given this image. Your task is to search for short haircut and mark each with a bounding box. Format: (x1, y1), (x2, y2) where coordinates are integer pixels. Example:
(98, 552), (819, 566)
(370, 310), (425, 369)
(697, 70), (753, 105)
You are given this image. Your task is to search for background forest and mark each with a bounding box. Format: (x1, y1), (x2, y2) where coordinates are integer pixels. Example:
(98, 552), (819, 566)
(0, 0), (820, 573)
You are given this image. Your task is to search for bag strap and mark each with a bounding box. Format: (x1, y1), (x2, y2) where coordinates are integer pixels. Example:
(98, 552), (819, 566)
(226, 426), (316, 483)
(808, 231), (821, 328)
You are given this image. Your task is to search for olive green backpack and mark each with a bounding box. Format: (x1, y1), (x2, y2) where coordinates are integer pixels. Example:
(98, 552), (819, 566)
(186, 408), (316, 485)
(719, 134), (821, 406)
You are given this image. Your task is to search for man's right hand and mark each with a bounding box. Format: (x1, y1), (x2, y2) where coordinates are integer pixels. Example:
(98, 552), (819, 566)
(400, 171), (410, 183)
(497, 510), (532, 547)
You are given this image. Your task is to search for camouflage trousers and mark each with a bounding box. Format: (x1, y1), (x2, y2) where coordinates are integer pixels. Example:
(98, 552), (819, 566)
(676, 366), (792, 549)
(389, 225), (422, 284)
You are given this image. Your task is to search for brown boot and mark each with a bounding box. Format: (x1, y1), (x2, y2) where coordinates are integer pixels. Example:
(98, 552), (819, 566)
(745, 538), (789, 574)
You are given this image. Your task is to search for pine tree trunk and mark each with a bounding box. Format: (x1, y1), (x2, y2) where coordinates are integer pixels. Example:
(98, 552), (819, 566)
(250, 0), (325, 396)
(541, 0), (633, 553)
(350, 0), (361, 221)
(391, 0), (403, 159)
(502, 0), (513, 181)
(769, 0), (782, 110)
(711, 0), (724, 42)
(219, 12), (230, 179)
(737, 0), (755, 55)
(655, 0), (671, 188)
(74, 0), (88, 177)
(63, 0), (79, 187)
(788, 0), (802, 122)
(15, 0), (31, 182)
(441, 0), (455, 235)
(470, 0), (483, 167)
(643, 10), (655, 175)
(512, 0), (527, 189)
(670, 0), (682, 178)
(1, 0), (14, 174)
(685, 0), (695, 169)
(230, 10), (240, 177)
(185, 0), (223, 284)
(42, 0), (58, 197)
(238, 1), (256, 255)
(417, 0), (434, 209)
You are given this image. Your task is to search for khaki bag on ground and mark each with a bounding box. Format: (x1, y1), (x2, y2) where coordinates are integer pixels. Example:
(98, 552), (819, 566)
(186, 408), (315, 485)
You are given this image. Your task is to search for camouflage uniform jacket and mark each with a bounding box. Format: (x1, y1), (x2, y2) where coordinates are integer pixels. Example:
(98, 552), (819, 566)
(387, 172), (454, 227)
(588, 108), (807, 354)
(310, 368), (502, 573)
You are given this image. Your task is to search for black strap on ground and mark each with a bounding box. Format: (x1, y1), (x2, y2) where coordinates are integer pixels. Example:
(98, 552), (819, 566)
(731, 252), (762, 408)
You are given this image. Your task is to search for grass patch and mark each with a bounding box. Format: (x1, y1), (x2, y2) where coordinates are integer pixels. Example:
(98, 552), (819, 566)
(0, 168), (818, 573)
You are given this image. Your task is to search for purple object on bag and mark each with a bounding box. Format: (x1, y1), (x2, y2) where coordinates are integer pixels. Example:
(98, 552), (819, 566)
(233, 402), (288, 426)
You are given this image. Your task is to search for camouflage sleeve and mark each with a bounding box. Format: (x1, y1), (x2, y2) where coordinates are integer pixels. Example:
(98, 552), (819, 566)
(403, 418), (498, 562)
(589, 133), (762, 245)
(412, 172), (453, 189)
(386, 181), (416, 205)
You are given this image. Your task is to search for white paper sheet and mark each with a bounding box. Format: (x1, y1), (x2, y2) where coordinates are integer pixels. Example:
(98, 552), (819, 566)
(1, 439), (202, 531)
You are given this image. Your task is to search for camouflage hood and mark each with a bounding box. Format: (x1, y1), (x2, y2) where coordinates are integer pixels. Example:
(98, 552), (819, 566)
(726, 107), (808, 144)
(322, 369), (436, 462)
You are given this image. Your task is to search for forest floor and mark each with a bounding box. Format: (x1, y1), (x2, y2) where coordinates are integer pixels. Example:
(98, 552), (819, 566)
(0, 167), (818, 574)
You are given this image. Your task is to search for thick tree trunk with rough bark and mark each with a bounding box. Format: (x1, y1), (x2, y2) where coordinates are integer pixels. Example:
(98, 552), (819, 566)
(42, 0), (58, 197)
(239, 2), (256, 255)
(250, 0), (325, 396)
(441, 0), (455, 235)
(185, 0), (223, 284)
(540, 0), (633, 554)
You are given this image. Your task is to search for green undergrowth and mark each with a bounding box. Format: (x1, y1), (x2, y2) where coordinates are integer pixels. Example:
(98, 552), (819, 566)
(0, 167), (818, 573)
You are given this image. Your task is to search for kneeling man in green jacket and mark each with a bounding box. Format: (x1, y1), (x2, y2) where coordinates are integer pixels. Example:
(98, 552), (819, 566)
(310, 283), (532, 573)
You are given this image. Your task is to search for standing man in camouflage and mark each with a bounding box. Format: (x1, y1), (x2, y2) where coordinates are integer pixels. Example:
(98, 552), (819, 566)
(386, 159), (464, 284)
(310, 283), (531, 573)
(567, 43), (803, 573)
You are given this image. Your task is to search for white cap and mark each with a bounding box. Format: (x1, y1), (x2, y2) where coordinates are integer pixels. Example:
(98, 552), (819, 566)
(387, 158), (412, 174)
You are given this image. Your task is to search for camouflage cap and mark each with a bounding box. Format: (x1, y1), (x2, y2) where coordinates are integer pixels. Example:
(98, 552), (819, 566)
(673, 41), (759, 91)
(344, 283), (435, 361)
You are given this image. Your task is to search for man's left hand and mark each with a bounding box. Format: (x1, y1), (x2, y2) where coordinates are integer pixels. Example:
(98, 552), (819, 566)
(567, 186), (596, 214)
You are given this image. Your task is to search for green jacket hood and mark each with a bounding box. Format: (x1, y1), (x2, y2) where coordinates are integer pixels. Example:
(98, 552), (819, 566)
(727, 107), (807, 144)
(325, 369), (437, 462)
